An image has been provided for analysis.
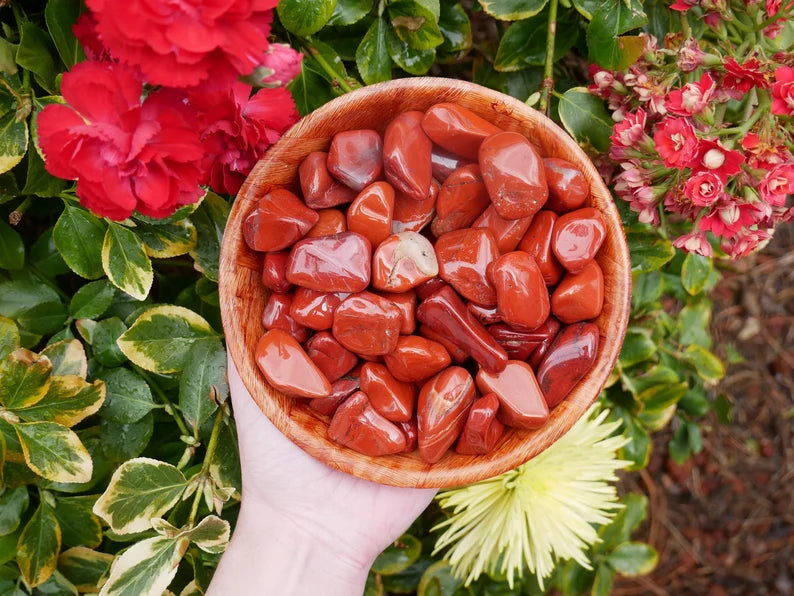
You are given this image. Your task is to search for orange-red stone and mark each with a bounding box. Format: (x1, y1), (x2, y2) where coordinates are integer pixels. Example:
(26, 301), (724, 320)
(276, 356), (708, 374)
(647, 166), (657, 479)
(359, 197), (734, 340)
(327, 129), (383, 191)
(347, 182), (394, 247)
(309, 376), (359, 416)
(383, 111), (433, 201)
(371, 232), (439, 292)
(551, 261), (604, 324)
(417, 367), (477, 463)
(430, 147), (470, 182)
(476, 361), (549, 429)
(418, 325), (468, 364)
(397, 419), (418, 452)
(527, 317), (561, 370)
(391, 180), (439, 233)
(489, 251), (549, 331)
(299, 151), (357, 209)
(360, 362), (417, 422)
(375, 290), (417, 335)
(431, 164), (490, 236)
(286, 232), (371, 292)
(543, 158), (588, 214)
(518, 210), (565, 285)
(467, 303), (501, 325)
(243, 189), (318, 252)
(261, 292), (309, 343)
(455, 393), (504, 455)
(328, 391), (407, 455)
(383, 335), (451, 383)
(536, 322), (599, 408)
(306, 209), (347, 238)
(261, 251), (292, 293)
(472, 205), (532, 253)
(435, 228), (500, 306)
(289, 288), (345, 331)
(552, 207), (606, 274)
(332, 291), (402, 356)
(255, 329), (331, 398)
(305, 331), (358, 383)
(421, 103), (502, 160)
(488, 317), (559, 362)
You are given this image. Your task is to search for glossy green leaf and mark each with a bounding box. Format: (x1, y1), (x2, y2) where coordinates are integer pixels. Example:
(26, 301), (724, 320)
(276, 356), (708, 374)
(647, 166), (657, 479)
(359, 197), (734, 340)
(382, 558), (433, 593)
(614, 409), (650, 470)
(92, 317), (128, 367)
(0, 348), (52, 410)
(678, 386), (709, 417)
(587, 0), (647, 69)
(0, 279), (59, 319)
(209, 421), (242, 499)
(631, 270), (662, 311)
(40, 340), (87, 378)
(598, 493), (648, 548)
(69, 280), (115, 320)
(102, 223), (153, 301)
(364, 572), (385, 596)
(17, 300), (67, 335)
(625, 364), (678, 397)
(100, 535), (189, 596)
(0, 37), (17, 75)
(304, 39), (361, 88)
(591, 563), (615, 596)
(328, 0), (375, 25)
(437, 2), (471, 56)
(184, 515), (230, 554)
(0, 526), (22, 567)
(356, 17), (392, 85)
(0, 316), (20, 360)
(388, 29), (436, 75)
(31, 569), (79, 595)
(278, 0), (337, 35)
(53, 204), (106, 279)
(30, 228), (69, 278)
(45, 0), (84, 68)
(15, 421), (93, 483)
(627, 230), (675, 273)
(607, 542), (658, 576)
(136, 219), (197, 259)
(98, 367), (155, 424)
(677, 300), (711, 348)
(189, 192), (228, 282)
(684, 344), (725, 381)
(480, 0), (548, 19)
(668, 419), (691, 463)
(372, 534), (422, 575)
(54, 496), (102, 549)
(557, 88), (613, 153)
(57, 547), (114, 593)
(0, 486), (29, 535)
(17, 501), (61, 587)
(417, 561), (462, 595)
(15, 22), (58, 92)
(288, 57), (341, 117)
(495, 12), (578, 71)
(0, 87), (28, 175)
(0, 218), (24, 270)
(99, 413), (154, 462)
(681, 252), (712, 296)
(572, 0), (602, 19)
(179, 338), (226, 432)
(18, 375), (104, 426)
(618, 331), (655, 368)
(389, 1), (444, 50)
(638, 381), (688, 412)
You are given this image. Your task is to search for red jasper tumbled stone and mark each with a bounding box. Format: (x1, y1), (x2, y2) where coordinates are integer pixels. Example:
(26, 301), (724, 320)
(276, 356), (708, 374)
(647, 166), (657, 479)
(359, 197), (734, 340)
(332, 291), (402, 356)
(391, 180), (439, 234)
(551, 261), (604, 324)
(347, 182), (395, 247)
(360, 362), (417, 422)
(309, 377), (359, 416)
(518, 210), (565, 286)
(414, 278), (448, 301)
(383, 335), (451, 383)
(305, 331), (358, 383)
(430, 147), (470, 182)
(327, 129), (383, 191)
(456, 393), (504, 455)
(543, 158), (588, 214)
(487, 323), (543, 361)
(397, 419), (418, 452)
(476, 361), (549, 429)
(467, 303), (501, 325)
(328, 391), (407, 456)
(261, 292), (309, 343)
(289, 287), (345, 331)
(527, 317), (562, 370)
(536, 322), (599, 408)
(472, 205), (532, 254)
(375, 290), (417, 335)
(435, 227), (500, 306)
(479, 132), (548, 220)
(552, 207), (606, 274)
(371, 232), (439, 292)
(418, 325), (469, 364)
(299, 151), (358, 209)
(287, 232), (371, 293)
(431, 164), (491, 237)
(421, 103), (502, 160)
(489, 251), (549, 332)
(255, 329), (331, 398)
(306, 208), (347, 238)
(383, 111), (433, 201)
(417, 366), (477, 463)
(262, 251), (293, 293)
(243, 189), (319, 252)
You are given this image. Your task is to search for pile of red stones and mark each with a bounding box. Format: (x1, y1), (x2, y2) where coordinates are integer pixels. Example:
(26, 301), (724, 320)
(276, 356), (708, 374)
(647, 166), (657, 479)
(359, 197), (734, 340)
(244, 103), (606, 463)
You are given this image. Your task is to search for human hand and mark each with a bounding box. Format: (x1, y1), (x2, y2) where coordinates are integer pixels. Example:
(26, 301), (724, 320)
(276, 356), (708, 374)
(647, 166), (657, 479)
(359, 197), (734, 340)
(208, 357), (437, 595)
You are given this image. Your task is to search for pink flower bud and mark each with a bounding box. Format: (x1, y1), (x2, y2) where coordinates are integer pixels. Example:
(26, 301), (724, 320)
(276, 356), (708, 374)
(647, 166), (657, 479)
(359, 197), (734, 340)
(259, 44), (304, 86)
(703, 148), (726, 169)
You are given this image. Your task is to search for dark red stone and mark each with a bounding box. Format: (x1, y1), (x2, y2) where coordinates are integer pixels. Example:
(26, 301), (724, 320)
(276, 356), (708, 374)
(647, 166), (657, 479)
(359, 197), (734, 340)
(551, 261), (604, 324)
(472, 205), (532, 254)
(383, 111), (433, 201)
(421, 103), (502, 160)
(489, 251), (549, 331)
(261, 292), (309, 343)
(255, 330), (331, 398)
(299, 151), (357, 209)
(328, 391), (407, 455)
(383, 335), (451, 383)
(371, 232), (439, 293)
(543, 158), (588, 214)
(455, 393), (504, 455)
(430, 147), (470, 182)
(527, 317), (562, 370)
(289, 288), (345, 331)
(347, 182), (394, 247)
(309, 377), (359, 416)
(286, 232), (371, 292)
(536, 322), (599, 408)
(391, 180), (439, 234)
(552, 207), (606, 274)
(476, 361), (549, 429)
(306, 208), (347, 238)
(417, 367), (477, 463)
(396, 419), (418, 452)
(467, 303), (501, 325)
(327, 129), (383, 191)
(305, 331), (358, 383)
(261, 251), (293, 293)
(360, 362), (417, 422)
(375, 290), (417, 335)
(332, 291), (402, 356)
(518, 210), (565, 286)
(431, 164), (491, 237)
(243, 189), (319, 252)
(414, 278), (448, 301)
(435, 228), (500, 306)
(488, 318), (559, 362)
(418, 325), (469, 364)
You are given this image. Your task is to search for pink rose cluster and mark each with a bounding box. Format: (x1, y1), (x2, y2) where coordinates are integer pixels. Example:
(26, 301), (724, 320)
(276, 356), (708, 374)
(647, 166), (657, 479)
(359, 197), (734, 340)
(589, 32), (793, 260)
(39, 1), (303, 220)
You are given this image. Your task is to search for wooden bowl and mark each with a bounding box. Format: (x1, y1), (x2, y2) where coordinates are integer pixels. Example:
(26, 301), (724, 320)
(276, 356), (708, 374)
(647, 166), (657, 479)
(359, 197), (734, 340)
(219, 78), (631, 488)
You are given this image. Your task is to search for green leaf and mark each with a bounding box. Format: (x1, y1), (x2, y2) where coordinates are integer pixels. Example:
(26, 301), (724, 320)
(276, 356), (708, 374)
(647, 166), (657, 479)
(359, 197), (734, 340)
(389, 1), (444, 50)
(713, 393), (731, 424)
(179, 338), (226, 432)
(607, 542), (658, 576)
(356, 17), (392, 85)
(677, 300), (711, 348)
(54, 496), (102, 550)
(437, 2), (472, 57)
(17, 301), (67, 335)
(631, 270), (662, 311)
(480, 0), (548, 19)
(572, 0), (603, 19)
(69, 280), (115, 319)
(102, 223), (153, 301)
(678, 386), (709, 417)
(0, 486), (29, 535)
(101, 535), (189, 596)
(681, 252), (712, 296)
(587, 0), (648, 69)
(30, 228), (69, 278)
(0, 37), (18, 75)
(417, 561), (462, 595)
(626, 364), (678, 396)
(638, 381), (688, 412)
(98, 368), (155, 424)
(618, 331), (655, 368)
(684, 344), (725, 381)
(328, 0), (375, 25)
(136, 219), (197, 259)
(614, 409), (650, 470)
(31, 569), (79, 595)
(591, 563), (615, 596)
(388, 29), (436, 75)
(92, 317), (128, 367)
(627, 230), (675, 273)
(17, 501), (61, 588)
(17, 376), (105, 426)
(0, 109), (28, 175)
(40, 340), (87, 378)
(45, 0), (85, 68)
(0, 526), (22, 567)
(278, 0), (337, 35)
(93, 457), (188, 534)
(99, 413), (154, 462)
(495, 12), (579, 71)
(0, 218), (24, 270)
(0, 348), (52, 410)
(668, 419), (690, 463)
(288, 57), (340, 117)
(15, 422), (93, 483)
(598, 493), (648, 548)
(189, 192), (228, 282)
(0, 316), (20, 360)
(53, 204), (106, 279)
(0, 279), (59, 319)
(305, 39), (361, 88)
(382, 558), (433, 593)
(15, 22), (58, 92)
(57, 547), (114, 593)
(184, 515), (230, 554)
(372, 534), (421, 575)
(557, 88), (613, 153)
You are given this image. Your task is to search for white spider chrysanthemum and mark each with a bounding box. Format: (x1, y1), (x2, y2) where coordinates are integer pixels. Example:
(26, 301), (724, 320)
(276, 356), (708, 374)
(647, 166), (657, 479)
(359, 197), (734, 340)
(433, 405), (629, 588)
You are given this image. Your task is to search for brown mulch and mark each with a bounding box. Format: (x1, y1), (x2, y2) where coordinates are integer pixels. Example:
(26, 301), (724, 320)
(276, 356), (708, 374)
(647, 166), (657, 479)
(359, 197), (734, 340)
(616, 224), (794, 595)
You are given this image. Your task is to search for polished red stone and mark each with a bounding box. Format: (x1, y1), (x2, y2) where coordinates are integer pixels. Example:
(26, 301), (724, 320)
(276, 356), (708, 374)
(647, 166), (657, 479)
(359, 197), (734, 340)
(417, 366), (477, 463)
(255, 329), (331, 398)
(396, 419), (418, 452)
(309, 376), (359, 416)
(418, 325), (468, 364)
(552, 208), (606, 274)
(455, 393), (504, 455)
(527, 317), (561, 370)
(435, 228), (500, 306)
(391, 180), (438, 233)
(371, 232), (439, 292)
(374, 290), (417, 335)
(543, 158), (588, 214)
(551, 261), (604, 324)
(383, 335), (451, 383)
(467, 303), (501, 325)
(261, 292), (309, 343)
(299, 151), (358, 209)
(289, 287), (345, 330)
(328, 391), (406, 456)
(327, 129), (383, 191)
(422, 103), (502, 160)
(536, 322), (599, 408)
(286, 232), (371, 292)
(479, 132), (548, 220)
(360, 362), (417, 422)
(306, 208), (347, 238)
(262, 251), (293, 293)
(347, 182), (394, 247)
(332, 291), (402, 356)
(518, 210), (564, 286)
(432, 164), (490, 236)
(414, 278), (448, 301)
(489, 251), (549, 331)
(431, 147), (470, 182)
(476, 361), (549, 429)
(416, 285), (508, 373)
(383, 111), (433, 201)
(243, 189), (319, 252)
(305, 331), (358, 383)
(489, 317), (560, 362)
(472, 205), (532, 254)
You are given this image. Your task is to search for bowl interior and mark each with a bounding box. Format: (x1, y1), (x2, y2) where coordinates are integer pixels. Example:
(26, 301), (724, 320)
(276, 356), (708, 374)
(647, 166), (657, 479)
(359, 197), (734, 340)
(219, 78), (631, 488)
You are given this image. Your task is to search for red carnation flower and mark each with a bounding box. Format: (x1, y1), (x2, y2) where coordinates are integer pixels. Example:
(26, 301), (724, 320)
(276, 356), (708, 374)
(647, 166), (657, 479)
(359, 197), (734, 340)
(771, 66), (794, 116)
(698, 200), (759, 239)
(72, 13), (111, 62)
(741, 133), (792, 170)
(665, 73), (716, 116)
(759, 163), (794, 206)
(689, 138), (745, 181)
(38, 62), (204, 220)
(672, 232), (713, 257)
(86, 0), (277, 87)
(722, 57), (770, 93)
(670, 0), (699, 11)
(189, 82), (299, 195)
(653, 117), (699, 170)
(684, 171), (724, 207)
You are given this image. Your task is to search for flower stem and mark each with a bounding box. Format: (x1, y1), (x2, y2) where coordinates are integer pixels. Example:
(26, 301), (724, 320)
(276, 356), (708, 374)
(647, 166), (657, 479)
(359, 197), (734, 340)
(9, 197), (31, 225)
(300, 39), (355, 94)
(136, 368), (192, 438)
(538, 0), (559, 116)
(718, 90), (769, 136)
(680, 13), (691, 39)
(187, 408), (225, 525)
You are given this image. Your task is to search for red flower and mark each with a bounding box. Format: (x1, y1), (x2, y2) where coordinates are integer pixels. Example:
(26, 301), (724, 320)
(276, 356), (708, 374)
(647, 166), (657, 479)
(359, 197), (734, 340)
(759, 163), (794, 206)
(684, 171), (724, 207)
(698, 200), (759, 238)
(727, 229), (771, 259)
(653, 117), (699, 169)
(665, 73), (716, 116)
(764, 0), (794, 38)
(38, 62), (204, 220)
(689, 138), (745, 181)
(741, 133), (792, 170)
(257, 44), (304, 87)
(72, 13), (111, 62)
(86, 0), (277, 87)
(671, 0), (699, 10)
(189, 82), (299, 195)
(672, 232), (713, 257)
(771, 66), (794, 116)
(611, 109), (647, 147)
(677, 38), (707, 73)
(722, 57), (770, 93)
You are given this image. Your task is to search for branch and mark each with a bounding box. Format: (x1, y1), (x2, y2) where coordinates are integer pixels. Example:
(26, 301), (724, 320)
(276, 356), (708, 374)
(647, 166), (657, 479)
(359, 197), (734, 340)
(538, 0), (559, 115)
